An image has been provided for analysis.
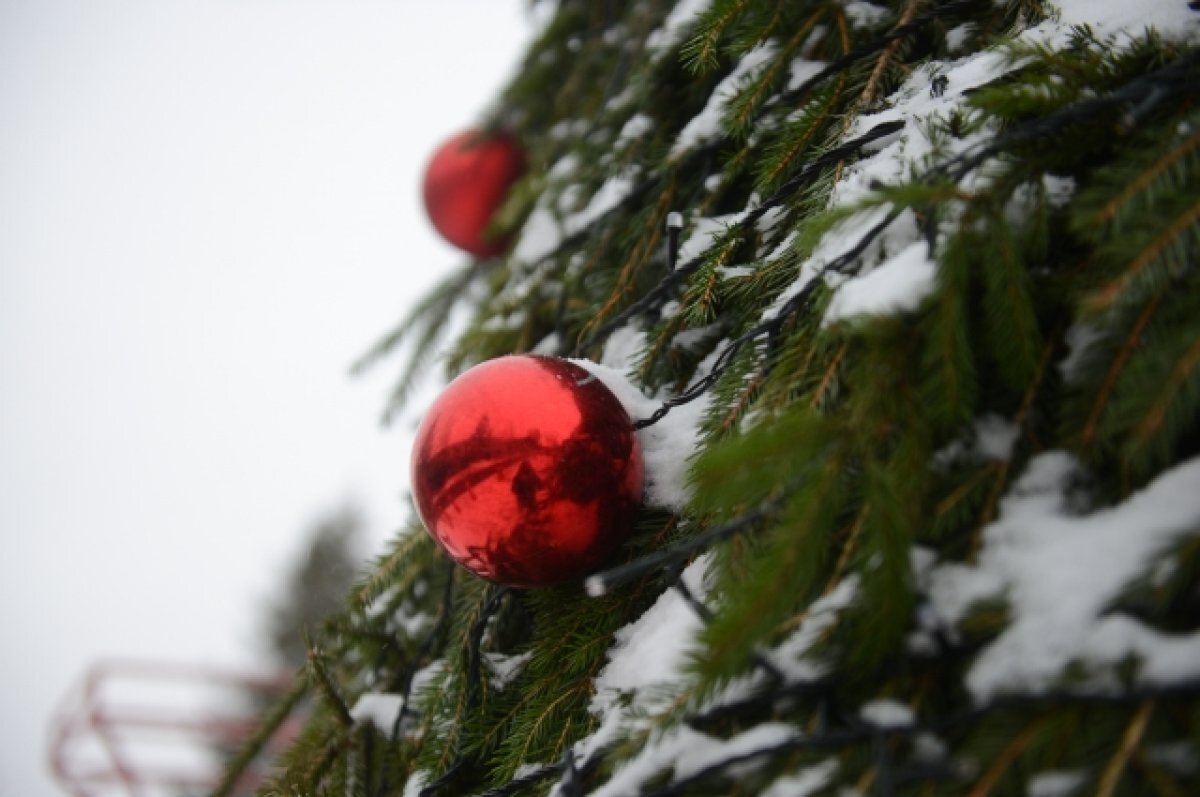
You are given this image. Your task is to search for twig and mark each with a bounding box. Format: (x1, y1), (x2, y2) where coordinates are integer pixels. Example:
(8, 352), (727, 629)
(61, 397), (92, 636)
(573, 120), (906, 356)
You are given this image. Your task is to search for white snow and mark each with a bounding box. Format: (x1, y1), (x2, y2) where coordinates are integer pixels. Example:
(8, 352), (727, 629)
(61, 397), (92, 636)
(1058, 323), (1104, 382)
(822, 239), (936, 324)
(1043, 175), (1076, 208)
(576, 358), (711, 511)
(838, 48), (1014, 199)
(618, 113), (655, 145)
(410, 659), (445, 698)
(786, 58), (826, 91)
(1028, 770), (1086, 797)
(549, 6), (1200, 795)
(350, 692), (405, 736)
(402, 770), (429, 797)
(761, 759), (839, 797)
(588, 722), (798, 797)
(770, 576), (860, 681)
(646, 0), (713, 55)
(1051, 0), (1200, 40)
(511, 160), (638, 269)
(578, 169), (640, 225)
(592, 556), (710, 712)
(843, 1), (891, 29)
(677, 213), (740, 265)
(927, 453), (1200, 699)
(514, 761), (551, 778)
(599, 325), (649, 371)
(565, 557), (738, 796)
(1145, 741), (1199, 775)
(485, 651), (531, 689)
(860, 699), (915, 729)
(912, 733), (949, 762)
(671, 44), (778, 158)
(392, 608), (431, 637)
(974, 415), (1020, 462)
(945, 24), (974, 52)
(511, 203), (566, 268)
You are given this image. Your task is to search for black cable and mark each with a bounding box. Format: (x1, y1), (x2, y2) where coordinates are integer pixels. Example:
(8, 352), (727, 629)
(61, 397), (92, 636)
(574, 120), (906, 356)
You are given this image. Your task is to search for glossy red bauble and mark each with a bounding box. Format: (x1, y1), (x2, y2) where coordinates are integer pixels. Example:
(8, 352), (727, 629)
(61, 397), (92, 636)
(411, 355), (644, 588)
(421, 130), (526, 258)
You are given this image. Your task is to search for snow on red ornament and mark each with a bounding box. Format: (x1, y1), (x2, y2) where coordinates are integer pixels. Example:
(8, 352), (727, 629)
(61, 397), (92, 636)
(421, 130), (526, 258)
(411, 355), (644, 588)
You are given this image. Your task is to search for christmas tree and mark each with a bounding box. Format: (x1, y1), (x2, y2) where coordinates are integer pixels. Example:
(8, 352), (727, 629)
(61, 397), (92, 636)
(217, 1), (1200, 794)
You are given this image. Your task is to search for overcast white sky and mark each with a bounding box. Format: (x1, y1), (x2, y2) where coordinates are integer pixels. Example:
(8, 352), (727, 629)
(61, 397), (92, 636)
(0, 1), (532, 794)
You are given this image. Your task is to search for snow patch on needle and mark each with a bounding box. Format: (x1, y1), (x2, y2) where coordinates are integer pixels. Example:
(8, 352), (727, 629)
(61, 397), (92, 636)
(350, 693), (405, 736)
(927, 453), (1200, 700)
(574, 358), (711, 511)
(822, 239), (936, 325)
(591, 555), (711, 714)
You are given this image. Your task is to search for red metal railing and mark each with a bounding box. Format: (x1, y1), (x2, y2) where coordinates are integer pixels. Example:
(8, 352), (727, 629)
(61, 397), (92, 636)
(48, 660), (300, 797)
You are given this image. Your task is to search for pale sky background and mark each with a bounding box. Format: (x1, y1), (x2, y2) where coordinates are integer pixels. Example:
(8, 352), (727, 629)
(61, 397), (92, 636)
(0, 1), (534, 794)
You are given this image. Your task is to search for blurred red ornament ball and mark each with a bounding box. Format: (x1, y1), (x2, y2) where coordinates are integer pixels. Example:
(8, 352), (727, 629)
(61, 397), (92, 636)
(411, 355), (644, 588)
(421, 130), (526, 258)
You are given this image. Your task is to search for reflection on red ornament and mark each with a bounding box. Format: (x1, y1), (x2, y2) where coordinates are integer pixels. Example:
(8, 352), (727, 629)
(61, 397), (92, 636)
(421, 130), (526, 258)
(411, 355), (644, 588)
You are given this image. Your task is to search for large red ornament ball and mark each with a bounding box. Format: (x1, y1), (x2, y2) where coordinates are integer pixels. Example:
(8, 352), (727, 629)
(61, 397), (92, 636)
(421, 130), (526, 258)
(411, 355), (644, 588)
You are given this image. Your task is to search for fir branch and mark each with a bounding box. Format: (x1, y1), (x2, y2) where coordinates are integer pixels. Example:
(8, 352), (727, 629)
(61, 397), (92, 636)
(1132, 332), (1200, 445)
(579, 176), (677, 341)
(1087, 126), (1200, 229)
(724, 11), (826, 136)
(810, 341), (847, 409)
(632, 206), (899, 430)
(715, 367), (765, 431)
(353, 525), (433, 609)
(931, 460), (1002, 542)
(942, 49), (1200, 183)
(419, 759), (466, 797)
(979, 213), (1042, 392)
(352, 260), (483, 423)
(305, 729), (351, 790)
(1096, 701), (1154, 797)
(1080, 291), (1164, 446)
(822, 503), (868, 597)
(625, 683), (1200, 797)
(966, 334), (1058, 561)
(573, 119), (906, 355)
(391, 562), (457, 737)
(921, 225), (978, 433)
(256, 8), (1200, 796)
(754, 82), (843, 194)
(474, 761), (562, 797)
(512, 681), (591, 768)
(686, 676), (836, 729)
(308, 645), (355, 729)
(466, 586), (510, 709)
(773, 0), (987, 112)
(1085, 198), (1200, 313)
(681, 0), (754, 74)
(856, 0), (923, 111)
(674, 573), (785, 683)
(965, 718), (1045, 797)
(585, 485), (796, 595)
(210, 672), (308, 797)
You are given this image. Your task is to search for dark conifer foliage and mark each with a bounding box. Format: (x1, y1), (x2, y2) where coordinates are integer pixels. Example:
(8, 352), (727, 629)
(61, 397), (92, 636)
(219, 2), (1200, 795)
